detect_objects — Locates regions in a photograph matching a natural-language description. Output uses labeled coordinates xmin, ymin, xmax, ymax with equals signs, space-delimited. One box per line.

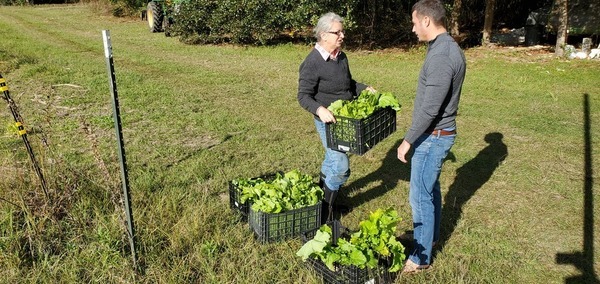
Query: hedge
xmin=169 ymin=0 xmax=415 ymax=48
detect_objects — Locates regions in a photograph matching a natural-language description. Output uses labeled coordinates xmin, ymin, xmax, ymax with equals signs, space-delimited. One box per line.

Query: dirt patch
xmin=465 ymin=44 xmax=557 ymax=63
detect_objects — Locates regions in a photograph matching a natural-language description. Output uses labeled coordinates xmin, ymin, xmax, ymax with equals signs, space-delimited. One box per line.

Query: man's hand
xmin=397 ymin=140 xmax=411 ymax=163
xmin=316 ymin=106 xmax=336 ymax=123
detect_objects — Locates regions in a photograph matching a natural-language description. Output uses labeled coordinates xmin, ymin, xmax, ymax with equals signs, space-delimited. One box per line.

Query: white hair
xmin=313 ymin=12 xmax=343 ymax=41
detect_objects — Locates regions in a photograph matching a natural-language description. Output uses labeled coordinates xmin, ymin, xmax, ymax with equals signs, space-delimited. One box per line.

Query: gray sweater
xmin=404 ymin=33 xmax=466 ymax=144
xmin=297 ymin=48 xmax=367 ymax=117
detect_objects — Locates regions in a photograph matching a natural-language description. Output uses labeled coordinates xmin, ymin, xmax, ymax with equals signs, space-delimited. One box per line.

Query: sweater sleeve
xmin=354 ymin=81 xmax=368 ymax=98
xmin=403 ymin=54 xmax=454 ymax=144
xmin=297 ymin=58 xmax=322 ymax=115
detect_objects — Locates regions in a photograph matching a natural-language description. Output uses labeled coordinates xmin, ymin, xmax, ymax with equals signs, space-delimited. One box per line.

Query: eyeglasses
xmin=327 ymin=30 xmax=344 ymax=36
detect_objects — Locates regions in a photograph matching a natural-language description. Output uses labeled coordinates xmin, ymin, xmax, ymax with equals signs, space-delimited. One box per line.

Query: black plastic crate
xmin=249 ymin=202 xmax=322 ymax=243
xmin=301 ymin=220 xmax=394 ymax=284
xmin=228 ymin=181 xmax=250 ymax=218
xmin=326 ymin=107 xmax=396 ymax=155
xmin=228 ymin=173 xmax=280 ymax=219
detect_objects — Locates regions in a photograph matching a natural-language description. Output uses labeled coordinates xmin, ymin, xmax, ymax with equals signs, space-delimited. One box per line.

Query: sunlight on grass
xmin=0 ymin=4 xmax=599 ymax=284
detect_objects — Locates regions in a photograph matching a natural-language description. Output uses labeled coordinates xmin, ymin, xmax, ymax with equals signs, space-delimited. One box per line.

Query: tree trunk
xmin=449 ymin=0 xmax=463 ymax=36
xmin=555 ymin=0 xmax=568 ymax=56
xmin=482 ymin=0 xmax=496 ymax=45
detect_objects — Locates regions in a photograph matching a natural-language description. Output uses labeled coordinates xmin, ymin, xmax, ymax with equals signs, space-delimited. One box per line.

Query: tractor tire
xmin=147 ymin=1 xmax=163 ymax=33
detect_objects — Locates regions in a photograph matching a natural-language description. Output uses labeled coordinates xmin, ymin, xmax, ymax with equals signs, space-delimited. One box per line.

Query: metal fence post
xmin=102 ymin=30 xmax=138 ymax=270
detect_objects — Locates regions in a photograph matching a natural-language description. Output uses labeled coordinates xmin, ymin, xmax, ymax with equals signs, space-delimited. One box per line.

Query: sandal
xmin=401 ymin=259 xmax=431 ymax=274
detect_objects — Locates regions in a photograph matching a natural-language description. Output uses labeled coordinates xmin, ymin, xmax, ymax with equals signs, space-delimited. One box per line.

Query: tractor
xmin=145 ymin=0 xmax=183 ymax=36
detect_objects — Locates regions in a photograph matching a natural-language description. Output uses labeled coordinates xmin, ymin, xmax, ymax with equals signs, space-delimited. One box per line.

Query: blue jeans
xmin=314 ymin=118 xmax=350 ymax=191
xmin=408 ymin=130 xmax=455 ymax=265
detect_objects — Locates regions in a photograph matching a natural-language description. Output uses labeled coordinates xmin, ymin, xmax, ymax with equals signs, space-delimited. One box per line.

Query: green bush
xmin=170 ymin=1 xmax=335 ymax=45
xmin=171 ymin=0 xmax=333 ymax=45
xmin=0 ymin=0 xmax=30 ymax=5
xmin=169 ymin=0 xmax=414 ymax=48
xmin=98 ymin=0 xmax=144 ymax=17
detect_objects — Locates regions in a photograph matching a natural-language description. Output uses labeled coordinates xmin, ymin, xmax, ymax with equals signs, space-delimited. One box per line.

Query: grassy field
xmin=1 ymin=4 xmax=599 ymax=283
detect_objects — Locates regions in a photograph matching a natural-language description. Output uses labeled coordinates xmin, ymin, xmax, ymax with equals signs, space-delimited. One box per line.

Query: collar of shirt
xmin=315 ymin=43 xmax=340 ymax=61
xmin=428 ymin=32 xmax=449 ymax=49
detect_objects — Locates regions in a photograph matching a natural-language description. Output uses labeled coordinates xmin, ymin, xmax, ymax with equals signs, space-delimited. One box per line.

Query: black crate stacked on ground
xmin=326 ymin=107 xmax=396 ymax=155
xmin=301 ymin=220 xmax=395 ymax=284
xmin=228 ymin=172 xmax=280 ymax=220
xmin=228 ymin=181 xmax=249 ymax=219
xmin=249 ymin=201 xmax=322 ymax=243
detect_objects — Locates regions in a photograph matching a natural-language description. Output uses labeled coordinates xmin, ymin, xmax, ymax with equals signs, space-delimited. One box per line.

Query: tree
xmin=482 ymin=0 xmax=496 ymax=45
xmin=449 ymin=0 xmax=463 ymax=36
xmin=554 ymin=0 xmax=568 ymax=56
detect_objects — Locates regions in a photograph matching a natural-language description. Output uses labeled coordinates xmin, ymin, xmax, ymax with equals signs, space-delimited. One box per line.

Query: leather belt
xmin=428 ymin=129 xmax=456 ymax=136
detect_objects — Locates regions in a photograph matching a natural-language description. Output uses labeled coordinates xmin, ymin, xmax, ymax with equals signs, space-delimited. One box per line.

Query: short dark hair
xmin=412 ymin=0 xmax=446 ymax=27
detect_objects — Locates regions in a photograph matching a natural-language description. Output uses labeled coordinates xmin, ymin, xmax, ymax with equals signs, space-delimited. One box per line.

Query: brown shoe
xmin=401 ymin=259 xmax=431 ymax=274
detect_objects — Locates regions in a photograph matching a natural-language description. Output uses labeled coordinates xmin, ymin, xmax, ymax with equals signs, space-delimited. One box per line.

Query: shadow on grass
xmin=342 ymin=132 xmax=508 ymax=258
xmin=437 ymin=132 xmax=508 ymax=251
xmin=342 ymin=140 xmax=410 ymax=209
xmin=555 ymin=93 xmax=599 ymax=284
xmin=342 ymin=139 xmax=456 ymax=208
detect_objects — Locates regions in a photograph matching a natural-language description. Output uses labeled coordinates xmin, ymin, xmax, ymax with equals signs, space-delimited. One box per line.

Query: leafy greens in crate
xmin=232 ymin=170 xmax=323 ymax=214
xmin=328 ymin=90 xmax=400 ymax=119
xmin=297 ymin=207 xmax=406 ymax=272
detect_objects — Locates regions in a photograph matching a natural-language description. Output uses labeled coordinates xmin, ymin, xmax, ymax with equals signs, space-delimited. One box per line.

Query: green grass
xmin=1 ymin=3 xmax=599 ymax=283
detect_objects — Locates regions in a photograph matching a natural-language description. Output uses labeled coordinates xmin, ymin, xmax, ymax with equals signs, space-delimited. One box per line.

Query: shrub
xmin=170 ymin=0 xmax=414 ymax=48
xmin=171 ymin=0 xmax=348 ymax=45
xmin=0 ymin=0 xmax=30 ymax=5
